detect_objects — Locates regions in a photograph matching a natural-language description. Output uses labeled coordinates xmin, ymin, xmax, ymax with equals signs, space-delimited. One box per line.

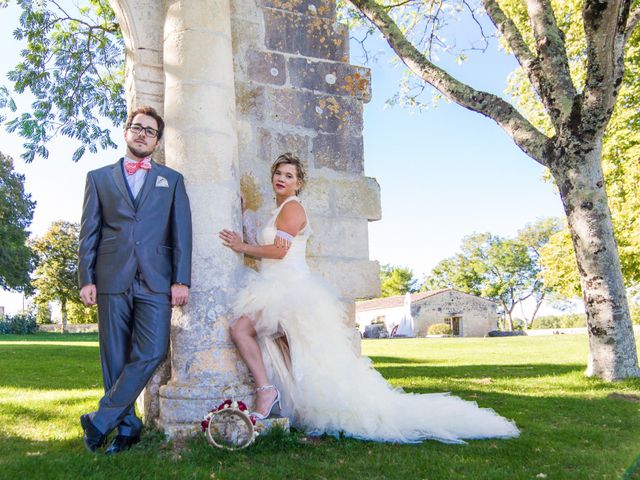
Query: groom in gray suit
xmin=78 ymin=106 xmax=192 ymax=454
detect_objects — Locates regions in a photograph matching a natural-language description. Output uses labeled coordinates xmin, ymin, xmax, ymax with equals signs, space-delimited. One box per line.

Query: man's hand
xmin=171 ymin=284 xmax=189 ymax=307
xmin=80 ymin=284 xmax=97 ymax=306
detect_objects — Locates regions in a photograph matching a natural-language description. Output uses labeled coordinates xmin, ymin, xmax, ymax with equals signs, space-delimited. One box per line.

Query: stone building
xmin=356 ymin=289 xmax=498 ymax=337
xmin=106 ymin=0 xmax=381 ymax=435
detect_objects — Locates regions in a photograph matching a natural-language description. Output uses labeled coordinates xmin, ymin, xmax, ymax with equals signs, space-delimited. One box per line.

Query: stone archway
xmin=108 ymin=0 xmax=249 ymax=436
xmin=107 ymin=0 xmax=381 ymax=437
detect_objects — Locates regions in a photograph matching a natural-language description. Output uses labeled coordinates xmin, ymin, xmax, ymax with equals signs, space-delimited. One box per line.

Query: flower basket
xmin=201 ymin=399 xmax=258 ymax=450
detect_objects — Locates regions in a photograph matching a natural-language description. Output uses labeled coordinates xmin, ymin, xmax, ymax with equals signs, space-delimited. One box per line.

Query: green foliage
xmin=427 ymin=323 xmax=451 ymax=335
xmin=31 ymin=221 xmax=81 ymax=324
xmin=502 ymin=0 xmax=640 ymax=293
xmin=379 ymin=264 xmax=418 ymax=297
xmin=0 ymin=312 xmax=36 ymax=334
xmin=0 ymin=151 xmax=35 ymax=292
xmin=1 ymin=0 xmax=125 ymax=162
xmin=425 ymin=234 xmax=531 ymax=311
xmin=66 ymin=301 xmax=97 ymax=324
xmin=530 ymin=314 xmax=587 ymax=330
xmin=31 ymin=299 xmax=51 ymax=324
xmin=424 ymin=218 xmax=562 ymax=329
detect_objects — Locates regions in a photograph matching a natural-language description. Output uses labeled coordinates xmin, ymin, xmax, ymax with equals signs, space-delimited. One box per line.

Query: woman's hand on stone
xmin=219 ymin=229 xmax=245 ymax=253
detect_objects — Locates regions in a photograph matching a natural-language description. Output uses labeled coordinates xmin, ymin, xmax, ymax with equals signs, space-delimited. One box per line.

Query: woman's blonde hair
xmin=270 ymin=153 xmax=306 ymax=194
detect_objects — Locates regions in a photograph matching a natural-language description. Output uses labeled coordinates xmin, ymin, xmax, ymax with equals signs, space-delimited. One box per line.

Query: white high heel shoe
xmin=252 ymin=384 xmax=281 ymax=420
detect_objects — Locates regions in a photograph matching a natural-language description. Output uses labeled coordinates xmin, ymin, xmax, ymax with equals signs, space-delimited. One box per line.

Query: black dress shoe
xmin=80 ymin=414 xmax=106 ymax=453
xmin=105 ymin=434 xmax=141 ymax=455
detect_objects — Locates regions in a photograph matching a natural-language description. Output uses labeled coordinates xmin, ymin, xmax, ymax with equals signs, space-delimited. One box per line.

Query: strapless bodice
xmin=258 ymin=196 xmax=311 ymax=277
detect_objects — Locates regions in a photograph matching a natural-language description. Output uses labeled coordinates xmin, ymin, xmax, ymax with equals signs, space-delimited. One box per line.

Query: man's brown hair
xmin=126 ymin=106 xmax=165 ymax=140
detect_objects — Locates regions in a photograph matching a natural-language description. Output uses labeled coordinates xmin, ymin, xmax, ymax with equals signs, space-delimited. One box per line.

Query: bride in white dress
xmin=219 ymin=153 xmax=519 ymax=444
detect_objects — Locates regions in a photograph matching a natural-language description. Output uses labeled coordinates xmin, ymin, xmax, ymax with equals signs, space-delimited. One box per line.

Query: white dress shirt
xmin=124 ymin=157 xmax=149 ymax=199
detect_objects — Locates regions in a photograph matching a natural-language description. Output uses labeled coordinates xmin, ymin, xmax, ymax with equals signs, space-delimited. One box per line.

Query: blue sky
xmin=0 ymin=3 xmax=565 ymax=313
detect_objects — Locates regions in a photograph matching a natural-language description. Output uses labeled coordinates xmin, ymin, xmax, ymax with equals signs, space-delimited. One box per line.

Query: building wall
xmin=231 ymin=0 xmax=381 ymax=301
xmin=413 ymin=291 xmax=497 ymax=337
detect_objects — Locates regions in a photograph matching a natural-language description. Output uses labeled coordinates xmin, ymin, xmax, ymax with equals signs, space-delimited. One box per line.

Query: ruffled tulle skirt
xmin=232 ymin=267 xmax=519 ymax=444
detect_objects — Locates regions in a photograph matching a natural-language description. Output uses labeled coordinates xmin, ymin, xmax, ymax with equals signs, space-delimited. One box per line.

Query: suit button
xmin=135 ymin=241 xmax=140 ymax=246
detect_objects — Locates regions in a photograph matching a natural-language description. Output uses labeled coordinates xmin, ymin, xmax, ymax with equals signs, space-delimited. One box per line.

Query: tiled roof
xmin=355 ymin=289 xmax=451 ymax=312
xmin=355 ymin=288 xmax=495 ymax=312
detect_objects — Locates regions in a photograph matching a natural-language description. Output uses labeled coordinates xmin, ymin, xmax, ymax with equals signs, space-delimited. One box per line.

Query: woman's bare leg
xmin=229 ymin=316 xmax=278 ymax=415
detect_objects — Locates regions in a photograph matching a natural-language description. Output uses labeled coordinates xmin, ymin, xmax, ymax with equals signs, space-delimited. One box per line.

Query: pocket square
xmin=155 ymin=176 xmax=169 ymax=187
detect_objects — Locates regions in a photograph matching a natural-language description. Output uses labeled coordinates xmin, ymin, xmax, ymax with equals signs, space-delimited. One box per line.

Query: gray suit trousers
xmin=91 ymin=276 xmax=171 ymax=436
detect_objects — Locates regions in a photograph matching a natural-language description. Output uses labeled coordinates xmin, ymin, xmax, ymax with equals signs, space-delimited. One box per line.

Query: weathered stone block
xmin=333 ymin=176 xmax=381 ymax=220
xmin=312 ymin=132 xmax=363 ymax=173
xmin=231 ymin=0 xmax=263 ymax=22
xmin=257 ymin=128 xmax=272 ymax=163
xmin=263 ymin=10 xmax=348 ymax=62
xmin=308 ymin=258 xmax=381 ymax=299
xmin=273 ymin=132 xmax=311 ymax=159
xmin=160 ymin=383 xmax=254 ymax=428
xmin=235 ymin=83 xmax=267 ymax=122
xmin=307 ymin=216 xmax=369 ymax=259
xmin=135 ymin=77 xmax=165 ymax=97
xmin=246 ymin=49 xmax=286 ymax=86
xmin=165 ymin=0 xmax=232 ymax=32
xmin=164 ymin=30 xmax=234 ymax=85
xmin=255 ymin=416 xmax=290 ymax=434
xmin=300 ymin=176 xmax=333 ymax=216
xmin=259 ymin=0 xmax=335 ymax=19
xmin=288 ymin=58 xmax=371 ymax=101
xmin=166 ymin=130 xmax=237 ymax=184
xmin=269 ymin=89 xmax=363 ymax=134
xmin=231 ymin=19 xmax=262 ymax=56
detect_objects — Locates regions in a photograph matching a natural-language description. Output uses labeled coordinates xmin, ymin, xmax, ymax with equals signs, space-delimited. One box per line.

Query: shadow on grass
xmin=374 ymin=362 xmax=585 ymax=382
xmin=1 ymin=391 xmax=639 ymax=480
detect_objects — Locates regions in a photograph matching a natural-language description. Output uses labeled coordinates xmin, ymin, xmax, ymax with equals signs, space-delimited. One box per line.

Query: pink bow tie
xmin=125 ymin=157 xmax=151 ymax=175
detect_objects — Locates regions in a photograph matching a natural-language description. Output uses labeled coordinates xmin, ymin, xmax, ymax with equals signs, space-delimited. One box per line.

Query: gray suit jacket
xmin=78 ymin=159 xmax=192 ymax=294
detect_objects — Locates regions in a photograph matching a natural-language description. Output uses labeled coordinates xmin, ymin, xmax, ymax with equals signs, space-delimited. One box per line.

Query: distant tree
xmin=0 ymin=0 xmax=125 ymax=162
xmin=31 ymin=221 xmax=80 ymax=331
xmin=380 ymin=264 xmax=418 ymax=297
xmin=425 ymin=233 xmax=539 ymax=331
xmin=66 ymin=301 xmax=97 ymax=324
xmin=0 ymin=151 xmax=35 ymax=291
xmin=515 ymin=218 xmax=563 ymax=327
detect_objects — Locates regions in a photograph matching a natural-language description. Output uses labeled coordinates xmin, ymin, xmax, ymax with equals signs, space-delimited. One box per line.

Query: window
xmin=444 ymin=316 xmax=462 ymax=336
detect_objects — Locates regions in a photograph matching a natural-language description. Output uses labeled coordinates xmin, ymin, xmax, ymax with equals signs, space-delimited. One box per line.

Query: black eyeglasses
xmin=127 ymin=124 xmax=159 ymax=138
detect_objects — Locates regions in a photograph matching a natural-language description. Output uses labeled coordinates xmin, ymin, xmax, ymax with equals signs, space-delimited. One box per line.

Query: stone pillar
xmin=108 ymin=1 xmax=165 ymax=161
xmin=158 ymin=0 xmax=250 ymax=437
xmin=108 ymin=0 xmax=168 ymax=426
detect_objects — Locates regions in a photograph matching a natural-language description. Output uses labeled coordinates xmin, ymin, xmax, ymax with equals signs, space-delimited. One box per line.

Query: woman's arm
xmin=219 ymin=201 xmax=307 ymax=259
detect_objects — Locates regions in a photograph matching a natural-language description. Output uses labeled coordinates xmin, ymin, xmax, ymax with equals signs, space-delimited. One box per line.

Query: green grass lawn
xmin=1 ymin=333 xmax=639 ymax=479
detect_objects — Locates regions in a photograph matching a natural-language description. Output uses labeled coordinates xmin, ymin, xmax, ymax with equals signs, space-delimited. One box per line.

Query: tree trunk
xmin=526 ymin=293 xmax=545 ymax=329
xmin=550 ymin=138 xmax=640 ymax=380
xmin=61 ymin=300 xmax=68 ymax=334
xmin=503 ymin=301 xmax=514 ymax=331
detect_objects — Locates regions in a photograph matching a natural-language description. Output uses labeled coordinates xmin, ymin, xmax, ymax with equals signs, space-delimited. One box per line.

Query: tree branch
xmin=482 ymin=0 xmax=538 ymax=84
xmin=348 ymin=0 xmax=551 ymax=166
xmin=582 ymin=0 xmax=631 ymax=134
xmin=524 ymin=0 xmax=577 ymax=124
xmin=624 ymin=5 xmax=640 ymax=43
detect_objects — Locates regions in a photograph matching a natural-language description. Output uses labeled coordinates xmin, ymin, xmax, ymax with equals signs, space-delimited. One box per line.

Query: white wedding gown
xmin=233 ymin=196 xmax=519 ymax=444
